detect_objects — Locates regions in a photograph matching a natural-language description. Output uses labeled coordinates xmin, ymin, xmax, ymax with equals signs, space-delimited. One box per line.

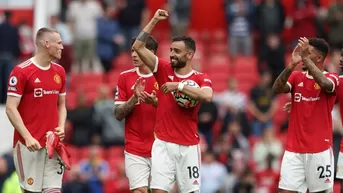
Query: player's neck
xmin=138 ymin=65 xmax=151 ymax=74
xmin=174 ymin=65 xmax=193 ymax=75
xmin=33 ymin=52 xmax=52 ymax=67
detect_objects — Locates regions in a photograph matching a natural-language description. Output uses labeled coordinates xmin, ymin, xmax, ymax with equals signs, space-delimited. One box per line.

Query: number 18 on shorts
xmin=279 ymin=149 xmax=334 ymax=193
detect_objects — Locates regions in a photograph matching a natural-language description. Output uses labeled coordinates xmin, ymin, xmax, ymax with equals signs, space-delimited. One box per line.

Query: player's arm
xmin=181 ymin=86 xmax=213 ymax=103
xmin=6 ymin=96 xmax=32 ymax=140
xmin=57 ymin=95 xmax=67 ymax=131
xmin=114 ymin=95 xmax=138 ymax=121
xmin=272 ymin=65 xmax=296 ymax=94
xmin=302 ymin=57 xmax=335 ymax=92
xmin=132 ymin=9 xmax=168 ymax=72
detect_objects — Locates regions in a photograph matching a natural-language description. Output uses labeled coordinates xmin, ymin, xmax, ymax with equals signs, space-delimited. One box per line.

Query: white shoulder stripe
xmin=18 ymin=60 xmax=32 ymax=68
xmin=120 ymin=68 xmax=136 ymax=75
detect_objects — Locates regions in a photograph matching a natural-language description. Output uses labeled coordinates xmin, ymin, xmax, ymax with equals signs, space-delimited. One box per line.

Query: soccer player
xmin=335 ymin=48 xmax=343 ymax=193
xmin=114 ymin=36 xmax=158 ymax=193
xmin=132 ymin=9 xmax=213 ymax=193
xmin=5 ymin=27 xmax=67 ymax=193
xmin=272 ymin=37 xmax=338 ymax=193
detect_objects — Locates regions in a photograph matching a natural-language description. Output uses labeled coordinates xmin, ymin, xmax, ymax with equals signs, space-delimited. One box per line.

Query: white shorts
xmin=336 ymin=152 xmax=343 ymax=179
xmin=150 ymin=138 xmax=201 ymax=193
xmin=13 ymin=141 xmax=64 ymax=192
xmin=124 ymin=151 xmax=151 ymax=190
xmin=279 ymin=148 xmax=334 ymax=193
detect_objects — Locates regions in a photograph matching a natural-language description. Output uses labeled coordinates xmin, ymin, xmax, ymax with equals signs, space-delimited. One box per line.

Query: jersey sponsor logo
xmin=9 ymin=76 xmax=18 ymax=86
xmin=154 ymin=82 xmax=159 ymax=90
xmin=8 ymin=87 xmax=17 ymax=91
xmin=34 ymin=88 xmax=59 ymax=97
xmin=34 ymin=78 xmax=41 ymax=83
xmin=314 ymin=83 xmax=320 ymax=89
xmin=297 ymin=82 xmax=303 ymax=87
xmin=54 ymin=74 xmax=61 ymax=84
xmin=294 ymin=93 xmax=320 ymax=102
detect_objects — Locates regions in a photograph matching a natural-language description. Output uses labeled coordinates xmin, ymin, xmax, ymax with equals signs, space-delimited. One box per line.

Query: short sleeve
xmin=153 ymin=56 xmax=169 ymax=85
xmin=59 ymin=68 xmax=67 ymax=96
xmin=7 ymin=67 xmax=26 ymax=98
xmin=326 ymin=73 xmax=339 ymax=93
xmin=287 ymin=71 xmax=298 ymax=91
xmin=114 ymin=75 xmax=128 ymax=105
xmin=199 ymin=73 xmax=212 ymax=90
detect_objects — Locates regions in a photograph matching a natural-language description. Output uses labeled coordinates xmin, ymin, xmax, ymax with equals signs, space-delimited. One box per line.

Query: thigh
xmin=13 ymin=142 xmax=45 ymax=192
xmin=150 ymin=139 xmax=176 ymax=192
xmin=279 ymin=151 xmax=307 ymax=193
xmin=85 ymin=39 xmax=96 ymax=58
xmin=42 ymin=151 xmax=64 ymax=189
xmin=229 ymin=36 xmax=238 ymax=56
xmin=336 ymin=152 xmax=343 ymax=179
xmin=176 ymin=144 xmax=201 ymax=193
xmin=307 ymin=148 xmax=334 ymax=193
xmin=124 ymin=151 xmax=151 ymax=190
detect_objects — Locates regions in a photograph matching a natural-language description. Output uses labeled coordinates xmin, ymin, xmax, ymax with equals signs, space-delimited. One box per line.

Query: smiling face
xmin=169 ymin=36 xmax=196 ymax=69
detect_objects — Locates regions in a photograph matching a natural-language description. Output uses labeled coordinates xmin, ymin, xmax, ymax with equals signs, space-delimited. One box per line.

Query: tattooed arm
xmin=272 ymin=65 xmax=296 ymax=94
xmin=132 ymin=9 xmax=168 ymax=72
xmin=302 ymin=57 xmax=334 ymax=92
xmin=114 ymin=95 xmax=138 ymax=121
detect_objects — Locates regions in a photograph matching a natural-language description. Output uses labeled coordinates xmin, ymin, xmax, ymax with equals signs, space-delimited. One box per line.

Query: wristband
xmin=178 ymin=82 xmax=185 ymax=91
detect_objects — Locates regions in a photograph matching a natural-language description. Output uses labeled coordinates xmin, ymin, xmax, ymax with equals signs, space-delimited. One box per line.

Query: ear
xmin=44 ymin=40 xmax=49 ymax=48
xmin=187 ymin=51 xmax=194 ymax=60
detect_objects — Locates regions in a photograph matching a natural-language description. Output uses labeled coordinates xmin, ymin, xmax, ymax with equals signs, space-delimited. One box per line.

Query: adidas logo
xmin=168 ymin=76 xmax=174 ymax=81
xmin=298 ymin=82 xmax=303 ymax=87
xmin=34 ymin=78 xmax=41 ymax=83
xmin=325 ymin=178 xmax=331 ymax=183
xmin=193 ymin=180 xmax=199 ymax=185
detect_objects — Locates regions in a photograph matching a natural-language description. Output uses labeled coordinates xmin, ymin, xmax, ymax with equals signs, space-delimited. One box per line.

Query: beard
xmin=170 ymin=57 xmax=187 ymax=68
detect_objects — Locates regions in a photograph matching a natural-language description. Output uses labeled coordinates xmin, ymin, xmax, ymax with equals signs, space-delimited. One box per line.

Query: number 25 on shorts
xmin=187 ymin=166 xmax=199 ymax=179
xmin=317 ymin=165 xmax=331 ymax=179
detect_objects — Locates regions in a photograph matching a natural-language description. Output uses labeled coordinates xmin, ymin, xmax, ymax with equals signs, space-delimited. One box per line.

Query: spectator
xmin=18 ymin=21 xmax=34 ymax=62
xmin=201 ymin=150 xmax=227 ymax=193
xmin=255 ymin=154 xmax=279 ymax=193
xmin=51 ymin=15 xmax=74 ymax=76
xmin=253 ymin=126 xmax=283 ymax=171
xmin=232 ymin=167 xmax=255 ymax=193
xmin=258 ymin=33 xmax=285 ymax=83
xmin=167 ymin=0 xmax=192 ymax=37
xmin=117 ymin=0 xmax=150 ymax=51
xmin=256 ymin=0 xmax=285 ymax=57
xmin=67 ymin=90 xmax=95 ymax=146
xmin=0 ymin=153 xmax=15 ymax=191
xmin=62 ymin=166 xmax=91 ymax=193
xmin=198 ymin=102 xmax=218 ymax=148
xmin=93 ymin=85 xmax=124 ymax=147
xmin=225 ymin=0 xmax=254 ymax=56
xmin=1 ymin=172 xmax=21 ymax=193
xmin=0 ymin=11 xmax=20 ymax=104
xmin=96 ymin=4 xmax=124 ymax=74
xmin=79 ymin=145 xmax=110 ymax=193
xmin=289 ymin=0 xmax=318 ymax=45
xmin=248 ymin=71 xmax=278 ymax=136
xmin=327 ymin=0 xmax=343 ymax=52
xmin=67 ymin=0 xmax=103 ymax=72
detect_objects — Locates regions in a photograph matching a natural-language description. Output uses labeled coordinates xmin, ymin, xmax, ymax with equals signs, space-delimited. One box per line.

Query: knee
xmin=132 ymin=187 xmax=148 ymax=193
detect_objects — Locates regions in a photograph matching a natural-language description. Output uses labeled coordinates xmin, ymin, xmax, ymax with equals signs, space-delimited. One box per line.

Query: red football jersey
xmin=286 ymin=71 xmax=338 ymax=153
xmin=153 ymin=57 xmax=212 ymax=145
xmin=337 ymin=76 xmax=343 ymax=152
xmin=7 ymin=59 xmax=66 ymax=147
xmin=114 ymin=68 xmax=158 ymax=157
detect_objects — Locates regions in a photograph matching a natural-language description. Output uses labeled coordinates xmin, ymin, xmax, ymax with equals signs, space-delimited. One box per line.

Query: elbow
xmin=114 ymin=109 xmax=124 ymax=121
xmin=272 ymin=85 xmax=282 ymax=95
xmin=5 ymin=105 xmax=14 ymax=118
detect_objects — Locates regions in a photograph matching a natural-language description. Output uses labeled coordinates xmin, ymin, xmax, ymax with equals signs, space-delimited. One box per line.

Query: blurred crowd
xmin=2 ymin=0 xmax=343 ymax=193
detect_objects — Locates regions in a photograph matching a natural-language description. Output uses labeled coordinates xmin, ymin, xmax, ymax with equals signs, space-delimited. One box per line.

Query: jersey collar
xmin=305 ymin=71 xmax=327 ymax=79
xmin=174 ymin=70 xmax=195 ymax=79
xmin=31 ymin=58 xmax=51 ymax=70
xmin=136 ymin=68 xmax=153 ymax=78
